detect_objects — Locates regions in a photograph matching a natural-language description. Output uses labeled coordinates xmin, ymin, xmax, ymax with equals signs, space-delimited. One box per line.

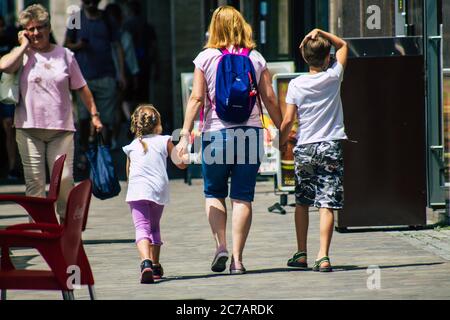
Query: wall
xmin=170 ymin=0 xmax=205 ymax=130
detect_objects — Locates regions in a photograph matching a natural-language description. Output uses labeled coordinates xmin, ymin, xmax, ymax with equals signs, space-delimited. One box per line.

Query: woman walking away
xmin=178 ymin=6 xmax=282 ymax=275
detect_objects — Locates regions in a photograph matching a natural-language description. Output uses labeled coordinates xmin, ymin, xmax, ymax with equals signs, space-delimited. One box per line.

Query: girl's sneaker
xmin=140 ymin=260 xmax=154 ymax=284
xmin=152 ymin=264 xmax=164 ymax=280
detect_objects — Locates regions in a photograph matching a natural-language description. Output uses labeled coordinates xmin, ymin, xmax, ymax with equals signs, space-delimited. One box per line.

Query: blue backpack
xmin=213 ymin=48 xmax=261 ymax=124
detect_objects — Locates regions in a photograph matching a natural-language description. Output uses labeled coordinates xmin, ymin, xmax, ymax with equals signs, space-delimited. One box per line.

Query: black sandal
xmin=312 ymin=256 xmax=333 ymax=273
xmin=287 ymin=252 xmax=308 ymax=269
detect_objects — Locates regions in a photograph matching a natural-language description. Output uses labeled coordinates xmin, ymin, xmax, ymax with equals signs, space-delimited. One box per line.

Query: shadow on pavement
xmin=0 ymin=215 xmax=29 ymax=221
xmin=154 ymin=262 xmax=446 ymax=283
xmin=83 ymin=239 xmax=135 ymax=245
xmin=9 ymin=255 xmax=40 ymax=269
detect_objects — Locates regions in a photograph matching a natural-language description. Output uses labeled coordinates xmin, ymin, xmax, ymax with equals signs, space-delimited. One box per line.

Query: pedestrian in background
xmin=105 ymin=3 xmax=140 ymax=150
xmin=123 ymin=0 xmax=158 ymax=106
xmin=123 ymin=105 xmax=187 ymax=284
xmin=178 ymin=6 xmax=282 ymax=275
xmin=280 ymin=29 xmax=349 ymax=273
xmin=0 ymin=15 xmax=20 ymax=180
xmin=0 ymin=4 xmax=103 ymax=222
xmin=64 ymin=0 xmax=126 ymax=170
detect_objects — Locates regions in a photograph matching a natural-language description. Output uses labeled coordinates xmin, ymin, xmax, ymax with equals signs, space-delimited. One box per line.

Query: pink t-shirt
xmin=15 ymin=45 xmax=87 ymax=132
xmin=193 ymin=47 xmax=267 ymax=132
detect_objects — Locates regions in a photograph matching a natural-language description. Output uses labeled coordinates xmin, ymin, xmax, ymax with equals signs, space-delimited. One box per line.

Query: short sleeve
xmin=123 ymin=144 xmax=132 ymax=157
xmin=193 ymin=50 xmax=209 ymax=72
xmin=161 ymin=135 xmax=172 ymax=158
xmin=66 ymin=49 xmax=87 ymax=90
xmin=250 ymin=50 xmax=268 ymax=73
xmin=285 ymin=81 xmax=298 ymax=105
xmin=327 ymin=62 xmax=344 ymax=81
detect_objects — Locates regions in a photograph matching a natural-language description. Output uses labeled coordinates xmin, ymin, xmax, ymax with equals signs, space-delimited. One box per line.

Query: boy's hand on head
xmin=300 ymin=29 xmax=322 ymax=49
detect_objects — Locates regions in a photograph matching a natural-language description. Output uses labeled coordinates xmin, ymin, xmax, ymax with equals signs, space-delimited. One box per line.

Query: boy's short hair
xmin=302 ymin=35 xmax=332 ymax=68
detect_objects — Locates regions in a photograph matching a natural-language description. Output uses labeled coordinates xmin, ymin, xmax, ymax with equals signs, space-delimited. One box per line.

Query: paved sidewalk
xmin=0 ymin=180 xmax=449 ymax=300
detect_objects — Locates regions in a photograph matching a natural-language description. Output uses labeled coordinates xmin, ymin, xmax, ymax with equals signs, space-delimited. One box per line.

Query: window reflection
xmin=278 ymin=0 xmax=289 ymax=55
xmin=329 ymin=0 xmax=423 ymax=38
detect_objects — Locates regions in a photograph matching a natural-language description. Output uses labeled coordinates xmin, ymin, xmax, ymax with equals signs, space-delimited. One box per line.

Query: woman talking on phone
xmin=0 ymin=4 xmax=103 ymax=222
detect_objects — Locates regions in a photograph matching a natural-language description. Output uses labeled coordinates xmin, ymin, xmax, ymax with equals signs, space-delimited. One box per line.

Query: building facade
xmin=1 ymin=0 xmax=448 ymax=221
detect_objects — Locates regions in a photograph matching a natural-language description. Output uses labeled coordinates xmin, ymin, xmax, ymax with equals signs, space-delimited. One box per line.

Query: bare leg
xmin=231 ymin=199 xmax=252 ymax=267
xmin=295 ymin=205 xmax=309 ymax=263
xmin=206 ymin=198 xmax=228 ymax=252
xmin=150 ymin=245 xmax=161 ymax=265
xmin=137 ymin=239 xmax=152 ymax=262
xmin=317 ymin=208 xmax=335 ymax=268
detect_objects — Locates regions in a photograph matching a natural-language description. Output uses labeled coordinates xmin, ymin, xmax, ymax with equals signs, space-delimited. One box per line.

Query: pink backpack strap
xmin=200 ymin=92 xmax=214 ymax=131
xmin=221 ymin=48 xmax=231 ymax=55
xmin=240 ymin=48 xmax=250 ymax=56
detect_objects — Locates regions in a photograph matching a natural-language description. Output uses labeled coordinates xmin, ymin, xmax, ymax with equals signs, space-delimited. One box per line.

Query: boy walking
xmin=280 ymin=29 xmax=348 ymax=272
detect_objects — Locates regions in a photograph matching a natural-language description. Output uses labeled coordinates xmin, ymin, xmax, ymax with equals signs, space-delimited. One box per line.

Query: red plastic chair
xmin=0 ymin=180 xmax=94 ymax=300
xmin=0 ymin=154 xmax=67 ymax=224
xmin=0 ymin=154 xmax=96 ymax=298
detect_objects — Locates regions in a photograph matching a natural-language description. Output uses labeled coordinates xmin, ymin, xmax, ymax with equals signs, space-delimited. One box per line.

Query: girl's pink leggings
xmin=129 ymin=200 xmax=164 ymax=246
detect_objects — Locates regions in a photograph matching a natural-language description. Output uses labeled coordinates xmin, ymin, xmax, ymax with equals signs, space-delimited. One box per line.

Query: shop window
xmin=329 ymin=0 xmax=423 ymax=38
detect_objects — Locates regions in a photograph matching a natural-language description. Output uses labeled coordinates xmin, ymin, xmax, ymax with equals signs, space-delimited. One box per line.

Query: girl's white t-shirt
xmin=193 ymin=47 xmax=267 ymax=132
xmin=123 ymin=135 xmax=172 ymax=205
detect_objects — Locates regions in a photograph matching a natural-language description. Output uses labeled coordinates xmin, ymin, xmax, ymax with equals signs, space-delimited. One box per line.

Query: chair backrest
xmin=60 ymin=180 xmax=92 ymax=266
xmin=48 ymin=154 xmax=67 ymax=200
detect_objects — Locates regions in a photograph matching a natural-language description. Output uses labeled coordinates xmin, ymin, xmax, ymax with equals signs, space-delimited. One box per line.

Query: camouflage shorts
xmin=294 ymin=140 xmax=344 ymax=209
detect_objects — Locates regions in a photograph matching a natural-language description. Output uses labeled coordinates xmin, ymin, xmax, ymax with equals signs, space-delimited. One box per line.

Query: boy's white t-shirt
xmin=286 ymin=62 xmax=348 ymax=146
xmin=122 ymin=135 xmax=172 ymax=205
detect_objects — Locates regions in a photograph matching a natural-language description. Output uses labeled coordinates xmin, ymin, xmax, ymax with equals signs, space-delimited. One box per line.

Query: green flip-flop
xmin=287 ymin=252 xmax=308 ymax=269
xmin=312 ymin=256 xmax=333 ymax=273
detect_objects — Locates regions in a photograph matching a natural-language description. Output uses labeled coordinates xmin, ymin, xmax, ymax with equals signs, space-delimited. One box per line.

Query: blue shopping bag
xmin=86 ymin=134 xmax=121 ymax=200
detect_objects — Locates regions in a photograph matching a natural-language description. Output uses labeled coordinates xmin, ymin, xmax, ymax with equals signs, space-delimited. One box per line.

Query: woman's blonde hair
xmin=130 ymin=105 xmax=162 ymax=154
xmin=205 ymin=6 xmax=256 ymax=50
xmin=19 ymin=4 xmax=50 ymax=28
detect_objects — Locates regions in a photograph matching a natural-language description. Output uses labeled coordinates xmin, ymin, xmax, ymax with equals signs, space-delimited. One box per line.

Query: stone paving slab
xmin=1 ymin=180 xmax=449 ymax=300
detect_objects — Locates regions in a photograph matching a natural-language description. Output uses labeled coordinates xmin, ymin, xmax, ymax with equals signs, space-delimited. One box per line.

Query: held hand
xmin=176 ymin=135 xmax=190 ymax=158
xmin=181 ymin=153 xmax=191 ymax=165
xmin=18 ymin=31 xmax=30 ymax=48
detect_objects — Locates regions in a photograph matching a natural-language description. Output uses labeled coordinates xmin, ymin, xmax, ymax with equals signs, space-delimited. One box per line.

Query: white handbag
xmin=0 ymin=68 xmax=21 ymax=105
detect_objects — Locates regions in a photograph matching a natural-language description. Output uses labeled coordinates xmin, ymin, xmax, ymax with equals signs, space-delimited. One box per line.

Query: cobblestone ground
xmin=0 ymin=180 xmax=449 ymax=300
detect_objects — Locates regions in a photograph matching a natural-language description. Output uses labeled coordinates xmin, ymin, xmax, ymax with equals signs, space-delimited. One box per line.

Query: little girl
xmin=123 ymin=105 xmax=188 ymax=284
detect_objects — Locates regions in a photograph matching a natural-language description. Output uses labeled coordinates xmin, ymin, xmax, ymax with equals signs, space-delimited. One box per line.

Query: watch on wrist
xmin=91 ymin=112 xmax=100 ymax=118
